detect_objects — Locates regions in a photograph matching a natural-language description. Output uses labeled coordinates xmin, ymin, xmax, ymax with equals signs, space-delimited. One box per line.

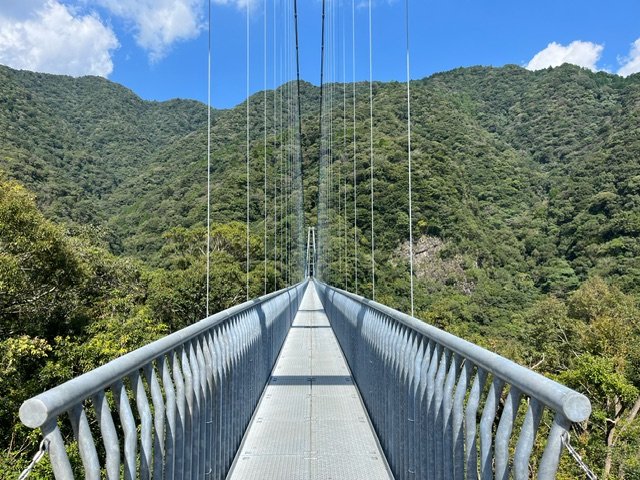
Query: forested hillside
xmin=1 ymin=63 xmax=639 ymax=477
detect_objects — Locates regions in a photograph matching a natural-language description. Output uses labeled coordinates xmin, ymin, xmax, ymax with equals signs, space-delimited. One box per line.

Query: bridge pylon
xmin=305 ymin=226 xmax=317 ymax=277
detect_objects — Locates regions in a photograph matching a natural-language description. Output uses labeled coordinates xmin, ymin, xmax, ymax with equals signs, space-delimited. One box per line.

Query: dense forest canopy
xmin=1 ymin=63 xmax=639 ymax=477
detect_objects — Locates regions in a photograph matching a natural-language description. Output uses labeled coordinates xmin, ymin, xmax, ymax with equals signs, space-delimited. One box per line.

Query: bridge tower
xmin=306 ymin=226 xmax=317 ymax=277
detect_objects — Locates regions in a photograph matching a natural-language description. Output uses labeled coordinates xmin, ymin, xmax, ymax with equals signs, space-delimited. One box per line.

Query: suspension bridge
xmin=18 ymin=0 xmax=592 ymax=479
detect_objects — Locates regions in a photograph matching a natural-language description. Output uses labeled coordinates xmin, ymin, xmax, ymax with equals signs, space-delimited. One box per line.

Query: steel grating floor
xmin=227 ymin=283 xmax=393 ymax=480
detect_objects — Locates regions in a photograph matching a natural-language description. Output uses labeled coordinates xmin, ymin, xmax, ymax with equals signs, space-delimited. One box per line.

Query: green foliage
xmin=1 ymin=63 xmax=640 ymax=477
xmin=0 ymin=175 xmax=285 ymax=475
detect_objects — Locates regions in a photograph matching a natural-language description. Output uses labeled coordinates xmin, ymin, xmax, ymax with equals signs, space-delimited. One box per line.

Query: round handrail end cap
xmin=563 ymin=393 xmax=592 ymax=422
xmin=19 ymin=399 xmax=49 ymax=429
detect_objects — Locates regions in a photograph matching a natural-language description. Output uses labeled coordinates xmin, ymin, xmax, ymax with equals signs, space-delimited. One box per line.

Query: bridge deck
xmin=228 ymin=283 xmax=392 ymax=479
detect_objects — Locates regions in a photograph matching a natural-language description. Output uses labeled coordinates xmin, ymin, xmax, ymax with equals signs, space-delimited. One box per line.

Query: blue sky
xmin=1 ymin=0 xmax=639 ymax=109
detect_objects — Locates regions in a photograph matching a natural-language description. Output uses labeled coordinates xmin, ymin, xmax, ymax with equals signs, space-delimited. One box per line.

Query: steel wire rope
xmin=331 ymin=1 xmax=338 ymax=285
xmin=288 ymin=1 xmax=292 ymax=285
xmin=284 ymin=7 xmax=288 ymax=284
xmin=263 ymin=0 xmax=268 ymax=294
xmin=368 ymin=0 xmax=375 ymax=299
xmin=336 ymin=4 xmax=343 ymax=287
xmin=273 ymin=0 xmax=278 ymax=287
xmin=206 ymin=0 xmax=212 ymax=316
xmin=342 ymin=5 xmax=348 ymax=289
xmin=293 ymin=0 xmax=305 ymax=279
xmin=288 ymin=15 xmax=292 ymax=286
xmin=328 ymin=0 xmax=333 ymax=282
xmin=279 ymin=20 xmax=285 ymax=284
xmin=351 ymin=0 xmax=358 ymax=294
xmin=318 ymin=0 xmax=326 ymax=279
xmin=245 ymin=0 xmax=251 ymax=301
xmin=404 ymin=0 xmax=415 ymax=317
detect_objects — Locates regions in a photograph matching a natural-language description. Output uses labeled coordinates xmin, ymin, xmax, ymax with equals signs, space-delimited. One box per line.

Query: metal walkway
xmin=228 ymin=283 xmax=392 ymax=479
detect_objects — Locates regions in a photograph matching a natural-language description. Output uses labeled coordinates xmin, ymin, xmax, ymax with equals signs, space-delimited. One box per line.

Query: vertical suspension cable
xmin=351 ymin=0 xmax=358 ymax=294
xmin=278 ymin=14 xmax=283 ymax=282
xmin=293 ymin=0 xmax=304 ymax=279
xmin=337 ymin=5 xmax=343 ymax=286
xmin=263 ymin=0 xmax=268 ymax=294
xmin=206 ymin=0 xmax=211 ymax=316
xmin=368 ymin=0 xmax=375 ymax=299
xmin=273 ymin=0 xmax=278 ymax=286
xmin=245 ymin=0 xmax=251 ymax=301
xmin=405 ymin=0 xmax=415 ymax=317
xmin=331 ymin=1 xmax=337 ymax=283
xmin=286 ymin=1 xmax=292 ymax=285
xmin=280 ymin=0 xmax=289 ymax=286
xmin=328 ymin=0 xmax=333 ymax=280
xmin=318 ymin=0 xmax=326 ymax=280
xmin=342 ymin=8 xmax=348 ymax=290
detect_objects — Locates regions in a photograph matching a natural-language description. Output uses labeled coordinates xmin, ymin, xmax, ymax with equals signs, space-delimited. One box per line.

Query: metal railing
xmin=19 ymin=281 xmax=308 ymax=480
xmin=315 ymin=280 xmax=591 ymax=480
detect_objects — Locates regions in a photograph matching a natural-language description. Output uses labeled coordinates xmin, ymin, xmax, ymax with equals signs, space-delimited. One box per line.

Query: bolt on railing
xmin=315 ymin=280 xmax=591 ymax=480
xmin=19 ymin=281 xmax=309 ymax=480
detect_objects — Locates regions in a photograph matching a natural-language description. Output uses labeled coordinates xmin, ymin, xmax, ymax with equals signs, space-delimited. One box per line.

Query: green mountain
xmin=1 ymin=63 xmax=640 ymax=477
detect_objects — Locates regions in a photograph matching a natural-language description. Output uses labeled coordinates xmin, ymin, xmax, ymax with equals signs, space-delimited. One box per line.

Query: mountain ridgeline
xmin=1 ymin=63 xmax=640 ymax=477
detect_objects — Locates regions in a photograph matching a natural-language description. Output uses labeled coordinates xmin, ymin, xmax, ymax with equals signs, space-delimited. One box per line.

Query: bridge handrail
xmin=19 ymin=280 xmax=309 ymax=479
xmin=316 ymin=280 xmax=592 ymax=480
xmin=20 ymin=282 xmax=305 ymax=429
xmin=319 ymin=282 xmax=590 ymax=423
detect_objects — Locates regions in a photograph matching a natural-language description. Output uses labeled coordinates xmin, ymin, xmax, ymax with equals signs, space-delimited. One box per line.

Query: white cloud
xmin=0 ymin=0 xmax=118 ymax=77
xmin=526 ymin=41 xmax=604 ymax=72
xmin=212 ymin=0 xmax=254 ymax=7
xmin=618 ymin=38 xmax=640 ymax=77
xmin=95 ymin=0 xmax=206 ymax=62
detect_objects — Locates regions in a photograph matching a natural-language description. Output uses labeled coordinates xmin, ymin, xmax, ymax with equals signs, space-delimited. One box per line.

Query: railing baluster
xmin=187 ymin=340 xmax=203 ymax=479
xmin=92 ymin=390 xmax=120 ymax=480
xmin=213 ymin=327 xmax=225 ymax=478
xmin=479 ymin=377 xmax=504 ymax=480
xmin=131 ymin=370 xmax=153 ymax=480
xmin=144 ymin=362 xmax=166 ymax=480
xmin=406 ymin=335 xmax=421 ymax=479
xmin=401 ymin=331 xmax=411 ymax=478
xmin=538 ymin=413 xmax=571 ymax=480
xmin=513 ymin=398 xmax=543 ymax=480
xmin=68 ymin=403 xmax=100 ymax=479
xmin=451 ymin=356 xmax=470 ymax=480
xmin=160 ymin=354 xmax=176 ymax=480
xmin=464 ymin=367 xmax=487 ymax=480
xmin=442 ymin=353 xmax=461 ymax=479
xmin=172 ymin=348 xmax=186 ymax=480
xmin=495 ymin=386 xmax=522 ymax=480
xmin=200 ymin=334 xmax=215 ymax=478
xmin=426 ymin=343 xmax=441 ymax=479
xmin=416 ymin=340 xmax=433 ymax=480
xmin=434 ymin=348 xmax=451 ymax=480
xmin=182 ymin=343 xmax=196 ymax=479
xmin=112 ymin=379 xmax=137 ymax=480
xmin=220 ymin=323 xmax=232 ymax=471
xmin=42 ymin=418 xmax=74 ymax=480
